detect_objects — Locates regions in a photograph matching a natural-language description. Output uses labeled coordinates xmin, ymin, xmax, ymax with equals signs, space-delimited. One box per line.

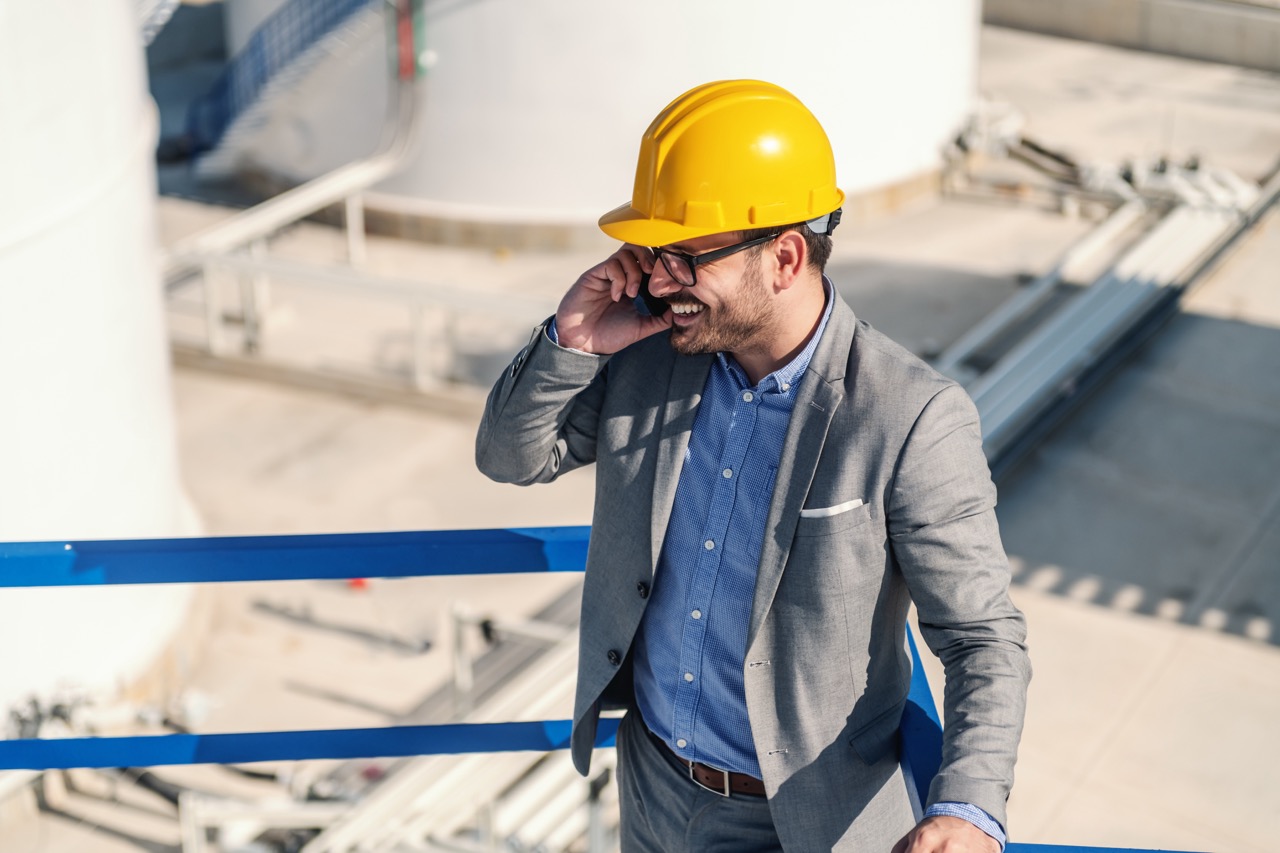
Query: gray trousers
xmin=616 ymin=710 xmax=783 ymax=853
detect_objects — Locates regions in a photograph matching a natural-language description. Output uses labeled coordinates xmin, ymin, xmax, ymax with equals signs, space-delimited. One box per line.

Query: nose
xmin=646 ymin=256 xmax=684 ymax=297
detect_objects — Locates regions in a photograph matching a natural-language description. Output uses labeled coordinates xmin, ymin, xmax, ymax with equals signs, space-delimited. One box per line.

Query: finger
xmin=601 ymin=257 xmax=629 ymax=303
xmin=609 ymin=251 xmax=649 ymax=302
xmin=577 ymin=260 xmax=614 ymax=294
xmin=621 ymin=243 xmax=655 ymax=274
xmin=613 ymin=251 xmax=646 ymax=298
xmin=638 ymin=311 xmax=673 ymax=337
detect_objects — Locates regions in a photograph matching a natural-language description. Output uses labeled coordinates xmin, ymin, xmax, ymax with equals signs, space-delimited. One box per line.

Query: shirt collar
xmin=718 ymin=276 xmax=836 ymax=395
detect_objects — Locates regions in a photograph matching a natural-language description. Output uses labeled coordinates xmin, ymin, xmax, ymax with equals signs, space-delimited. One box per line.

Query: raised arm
xmin=475 ymin=244 xmax=670 ymax=486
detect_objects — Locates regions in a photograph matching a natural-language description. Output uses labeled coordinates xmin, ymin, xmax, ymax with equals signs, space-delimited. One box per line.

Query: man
xmin=476 ymin=80 xmax=1031 ymax=853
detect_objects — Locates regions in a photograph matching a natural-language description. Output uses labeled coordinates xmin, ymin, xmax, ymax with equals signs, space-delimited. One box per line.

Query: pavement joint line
xmin=1183 ymin=476 xmax=1280 ymax=625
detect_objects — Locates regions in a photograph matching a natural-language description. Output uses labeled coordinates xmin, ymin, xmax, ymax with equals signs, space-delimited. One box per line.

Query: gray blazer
xmin=476 ymin=295 xmax=1031 ymax=852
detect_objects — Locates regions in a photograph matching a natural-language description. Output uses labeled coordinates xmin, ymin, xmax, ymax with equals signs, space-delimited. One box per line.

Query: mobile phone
xmin=634 ymin=273 xmax=668 ymax=317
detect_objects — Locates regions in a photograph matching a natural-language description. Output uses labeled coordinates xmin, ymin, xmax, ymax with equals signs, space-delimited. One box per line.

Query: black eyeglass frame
xmin=652 ymin=231 xmax=781 ymax=287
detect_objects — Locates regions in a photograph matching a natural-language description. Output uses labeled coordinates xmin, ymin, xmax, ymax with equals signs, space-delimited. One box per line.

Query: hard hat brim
xmin=597 ymin=202 xmax=724 ymax=248
xmin=598 ymin=192 xmax=847 ymax=248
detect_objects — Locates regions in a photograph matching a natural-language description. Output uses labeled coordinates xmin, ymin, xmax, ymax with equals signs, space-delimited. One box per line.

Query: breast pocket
xmin=794 ymin=500 xmax=874 ymax=537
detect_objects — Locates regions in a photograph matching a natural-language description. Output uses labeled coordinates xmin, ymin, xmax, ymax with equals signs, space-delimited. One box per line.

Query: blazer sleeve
xmin=475 ymin=319 xmax=610 ymax=486
xmin=886 ymin=382 xmax=1032 ymax=829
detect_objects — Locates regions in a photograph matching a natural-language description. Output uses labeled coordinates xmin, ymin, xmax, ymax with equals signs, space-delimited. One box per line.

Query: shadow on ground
xmin=995 ymin=311 xmax=1280 ymax=646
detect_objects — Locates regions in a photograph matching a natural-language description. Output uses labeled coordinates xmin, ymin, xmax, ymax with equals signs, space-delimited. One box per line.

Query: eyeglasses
xmin=652 ymin=232 xmax=780 ymax=287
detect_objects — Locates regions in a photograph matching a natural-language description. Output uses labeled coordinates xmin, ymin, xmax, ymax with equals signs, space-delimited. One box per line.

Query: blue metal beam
xmin=0 ymin=719 xmax=615 ymax=770
xmin=0 ymin=526 xmax=591 ymax=587
xmin=1008 ymin=847 xmax=1198 ymax=853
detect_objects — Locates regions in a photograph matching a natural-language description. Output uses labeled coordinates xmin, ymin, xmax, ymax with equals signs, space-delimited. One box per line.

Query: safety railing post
xmin=411 ymin=303 xmax=434 ymax=391
xmin=237 ymin=242 xmax=268 ymax=354
xmin=345 ymin=193 xmax=367 ymax=268
xmin=179 ymin=789 xmax=208 ymax=853
xmin=476 ymin=800 xmax=496 ymax=851
xmin=443 ymin=311 xmax=460 ymax=383
xmin=586 ymin=766 xmax=611 ymax=853
xmin=203 ymin=262 xmax=226 ymax=356
xmin=452 ymin=603 xmax=473 ymax=716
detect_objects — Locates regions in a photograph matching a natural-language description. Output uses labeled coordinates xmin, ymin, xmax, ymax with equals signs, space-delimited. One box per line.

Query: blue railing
xmin=0 ymin=528 xmax=1192 ymax=853
xmin=186 ymin=0 xmax=377 ymax=153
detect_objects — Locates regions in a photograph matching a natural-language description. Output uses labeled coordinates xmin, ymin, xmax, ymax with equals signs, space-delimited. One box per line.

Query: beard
xmin=668 ymin=258 xmax=778 ymax=357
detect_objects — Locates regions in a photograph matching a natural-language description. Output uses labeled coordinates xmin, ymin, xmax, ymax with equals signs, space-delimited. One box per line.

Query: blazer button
xmin=607 ymin=649 xmax=622 ymax=666
xmin=636 ymin=581 xmax=650 ymax=599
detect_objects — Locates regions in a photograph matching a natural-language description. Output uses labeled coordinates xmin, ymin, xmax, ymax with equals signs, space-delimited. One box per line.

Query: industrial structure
xmin=2 ymin=0 xmax=1278 ymax=850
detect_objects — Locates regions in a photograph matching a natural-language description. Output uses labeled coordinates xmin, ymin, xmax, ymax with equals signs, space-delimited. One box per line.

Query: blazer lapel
xmin=650 ymin=352 xmax=713 ymax=573
xmin=747 ymin=298 xmax=857 ymax=650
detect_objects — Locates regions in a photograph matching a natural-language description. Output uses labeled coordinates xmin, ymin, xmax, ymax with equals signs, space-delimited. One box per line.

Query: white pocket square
xmin=799 ymin=498 xmax=864 ymax=519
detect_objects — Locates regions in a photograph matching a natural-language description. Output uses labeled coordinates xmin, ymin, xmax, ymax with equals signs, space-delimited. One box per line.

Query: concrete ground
xmin=7 ymin=23 xmax=1280 ymax=853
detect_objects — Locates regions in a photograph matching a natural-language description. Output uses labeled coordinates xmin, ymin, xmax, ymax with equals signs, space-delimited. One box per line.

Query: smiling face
xmin=650 ymin=232 xmax=781 ymax=358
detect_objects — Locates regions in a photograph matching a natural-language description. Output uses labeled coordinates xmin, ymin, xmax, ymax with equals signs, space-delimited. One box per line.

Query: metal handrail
xmin=0 ymin=530 xmax=1200 ymax=851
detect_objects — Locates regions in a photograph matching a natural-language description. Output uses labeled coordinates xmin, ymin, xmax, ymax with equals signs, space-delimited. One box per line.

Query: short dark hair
xmin=741 ymin=220 xmax=833 ymax=273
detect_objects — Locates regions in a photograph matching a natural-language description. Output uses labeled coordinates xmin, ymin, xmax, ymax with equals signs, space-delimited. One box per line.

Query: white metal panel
xmin=226 ymin=0 xmax=980 ymax=225
xmin=0 ymin=0 xmax=195 ymax=711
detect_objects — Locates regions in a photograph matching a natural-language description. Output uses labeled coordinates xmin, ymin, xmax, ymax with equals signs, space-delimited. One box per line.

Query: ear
xmin=770 ymin=230 xmax=807 ymax=292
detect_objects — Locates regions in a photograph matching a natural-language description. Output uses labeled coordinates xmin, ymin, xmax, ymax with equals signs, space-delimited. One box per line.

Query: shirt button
xmin=691 ymin=609 xmax=702 ymax=620
xmin=636 ymin=581 xmax=650 ymax=599
xmin=722 ymin=468 xmax=733 ymax=478
xmin=684 ymin=672 xmax=694 ymax=682
xmin=781 ymin=382 xmax=790 ymax=392
xmin=742 ymin=391 xmax=754 ymax=402
xmin=607 ymin=649 xmax=621 ymax=666
xmin=676 ymin=739 xmax=688 ymax=749
xmin=704 ymin=539 xmax=715 ymax=550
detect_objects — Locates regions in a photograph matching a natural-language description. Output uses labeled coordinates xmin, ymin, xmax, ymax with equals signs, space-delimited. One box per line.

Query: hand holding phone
xmin=555 ymin=245 xmax=671 ymax=354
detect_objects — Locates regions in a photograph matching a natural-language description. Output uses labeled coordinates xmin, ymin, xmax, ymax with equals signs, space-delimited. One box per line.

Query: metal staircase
xmin=186 ymin=0 xmax=382 ymax=176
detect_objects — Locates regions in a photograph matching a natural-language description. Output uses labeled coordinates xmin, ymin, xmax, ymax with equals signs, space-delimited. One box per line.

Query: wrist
xmin=923 ymin=803 xmax=1005 ymax=850
xmin=546 ymin=318 xmax=599 ymax=356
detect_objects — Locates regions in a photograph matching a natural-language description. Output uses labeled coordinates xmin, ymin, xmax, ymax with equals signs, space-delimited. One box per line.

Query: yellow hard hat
xmin=599 ymin=80 xmax=844 ymax=247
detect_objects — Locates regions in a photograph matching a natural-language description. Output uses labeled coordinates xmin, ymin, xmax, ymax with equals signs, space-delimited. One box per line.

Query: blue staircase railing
xmin=186 ymin=0 xmax=378 ymax=154
xmin=140 ymin=0 xmax=183 ymax=46
xmin=0 ymin=528 xmax=1196 ymax=853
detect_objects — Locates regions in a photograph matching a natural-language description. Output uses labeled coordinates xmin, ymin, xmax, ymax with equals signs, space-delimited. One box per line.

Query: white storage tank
xmin=0 ymin=0 xmax=195 ymax=712
xmin=222 ymin=0 xmax=980 ymax=233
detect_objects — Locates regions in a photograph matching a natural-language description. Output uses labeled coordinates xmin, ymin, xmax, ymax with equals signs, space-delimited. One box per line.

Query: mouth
xmin=668 ymin=301 xmax=705 ymax=325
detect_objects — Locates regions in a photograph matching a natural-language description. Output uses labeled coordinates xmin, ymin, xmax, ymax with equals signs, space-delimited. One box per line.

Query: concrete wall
xmin=985 ymin=0 xmax=1280 ymax=73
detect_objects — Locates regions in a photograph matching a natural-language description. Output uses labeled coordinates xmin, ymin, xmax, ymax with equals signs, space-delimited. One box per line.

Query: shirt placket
xmin=670 ymin=384 xmax=762 ymax=759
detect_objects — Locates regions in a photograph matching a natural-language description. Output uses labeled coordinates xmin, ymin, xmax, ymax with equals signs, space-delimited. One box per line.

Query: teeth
xmin=670 ymin=303 xmax=704 ymax=315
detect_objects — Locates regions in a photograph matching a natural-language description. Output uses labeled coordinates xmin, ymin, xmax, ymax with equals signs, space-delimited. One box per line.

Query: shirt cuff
xmin=924 ymin=802 xmax=1006 ymax=850
xmin=545 ymin=318 xmax=596 ymax=355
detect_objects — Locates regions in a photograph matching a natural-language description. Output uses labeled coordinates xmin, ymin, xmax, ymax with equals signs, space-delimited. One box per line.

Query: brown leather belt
xmin=646 ymin=726 xmax=767 ymax=797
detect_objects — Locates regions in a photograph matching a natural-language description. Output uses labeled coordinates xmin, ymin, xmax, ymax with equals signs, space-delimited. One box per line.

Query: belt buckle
xmin=690 ymin=763 xmax=731 ymax=798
